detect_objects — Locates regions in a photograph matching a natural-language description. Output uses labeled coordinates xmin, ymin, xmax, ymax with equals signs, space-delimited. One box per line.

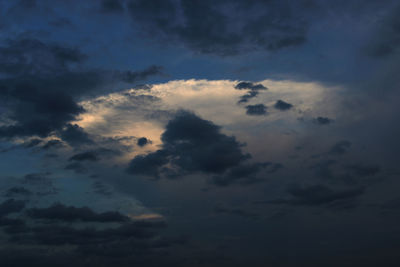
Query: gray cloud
xmin=274 ymin=100 xmax=293 ymax=111
xmin=245 ymin=104 xmax=267 ymax=115
xmin=127 ymin=0 xmax=313 ymax=56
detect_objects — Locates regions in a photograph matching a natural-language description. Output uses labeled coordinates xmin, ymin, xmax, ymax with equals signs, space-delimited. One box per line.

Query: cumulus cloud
xmin=137 ymin=137 xmax=149 ymax=147
xmin=274 ymin=100 xmax=293 ymax=111
xmin=59 ymin=124 xmax=95 ymax=146
xmin=127 ymin=110 xmax=255 ymax=180
xmin=235 ymin=81 xmax=267 ymax=104
xmin=245 ymin=104 xmax=267 ymax=115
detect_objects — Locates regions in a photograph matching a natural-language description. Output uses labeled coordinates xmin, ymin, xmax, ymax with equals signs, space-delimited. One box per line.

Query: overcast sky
xmin=1 ymin=1 xmax=400 ymax=266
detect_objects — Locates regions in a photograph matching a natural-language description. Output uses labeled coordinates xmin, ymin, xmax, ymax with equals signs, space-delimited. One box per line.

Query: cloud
xmin=0 ymin=202 xmax=175 ymax=266
xmin=0 ymin=38 xmax=86 ymax=76
xmin=238 ymin=90 xmax=259 ymax=104
xmin=274 ymin=100 xmax=293 ymax=111
xmin=59 ymin=124 xmax=95 ymax=146
xmin=245 ymin=104 xmax=267 ymax=115
xmin=40 ymin=140 xmax=64 ymax=151
xmin=235 ymin=81 xmax=267 ymax=103
xmin=234 ymin=82 xmax=267 ymax=91
xmin=267 ymin=184 xmax=365 ymax=207
xmin=0 ymin=38 xmax=163 ymax=140
xmin=313 ymin=116 xmax=334 ymax=125
xmin=23 ymin=138 xmax=42 ymax=148
xmin=137 ymin=137 xmax=149 ymax=147
xmin=27 ymin=203 xmax=130 ymax=222
xmin=211 ymin=162 xmax=282 ymax=187
xmin=127 ymin=110 xmax=252 ymax=179
xmin=127 ymin=0 xmax=311 ymax=56
xmin=69 ymin=151 xmax=99 ymax=162
xmin=0 ymin=199 xmax=26 ymax=217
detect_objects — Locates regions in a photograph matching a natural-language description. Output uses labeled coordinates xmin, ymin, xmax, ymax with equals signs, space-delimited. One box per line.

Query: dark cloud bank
xmin=0 ymin=199 xmax=182 ymax=267
xmin=127 ymin=110 xmax=280 ymax=186
xmin=127 ymin=0 xmax=311 ymax=56
xmin=0 ymin=38 xmax=162 ymax=141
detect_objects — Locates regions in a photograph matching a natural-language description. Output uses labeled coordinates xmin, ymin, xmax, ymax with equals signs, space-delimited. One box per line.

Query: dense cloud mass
xmin=1 ymin=0 xmax=400 ymax=266
xmin=127 ymin=0 xmax=312 ymax=55
xmin=0 ymin=199 xmax=176 ymax=267
xmin=128 ymin=111 xmax=254 ymax=180
xmin=0 ymin=38 xmax=162 ymax=140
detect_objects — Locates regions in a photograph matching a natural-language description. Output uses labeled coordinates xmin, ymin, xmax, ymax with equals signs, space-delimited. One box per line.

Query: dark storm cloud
xmin=234 ymin=81 xmax=267 ymax=91
xmin=128 ymin=110 xmax=255 ymax=180
xmin=245 ymin=104 xmax=267 ymax=115
xmin=0 ymin=38 xmax=86 ymax=75
xmin=313 ymin=116 xmax=334 ymax=125
xmin=274 ymin=100 xmax=293 ymax=111
xmin=235 ymin=81 xmax=267 ymax=103
xmin=0 ymin=38 xmax=163 ymax=140
xmin=27 ymin=203 xmax=129 ymax=222
xmin=0 ymin=83 xmax=85 ymax=138
xmin=137 ymin=137 xmax=149 ymax=147
xmin=127 ymin=0 xmax=312 ymax=56
xmin=267 ymin=184 xmax=364 ymax=207
xmin=59 ymin=124 xmax=94 ymax=146
xmin=0 ymin=202 xmax=176 ymax=266
xmin=127 ymin=150 xmax=169 ymax=178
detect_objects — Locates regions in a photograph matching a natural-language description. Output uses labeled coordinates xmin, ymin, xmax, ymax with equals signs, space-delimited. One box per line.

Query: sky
xmin=0 ymin=0 xmax=400 ymax=266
